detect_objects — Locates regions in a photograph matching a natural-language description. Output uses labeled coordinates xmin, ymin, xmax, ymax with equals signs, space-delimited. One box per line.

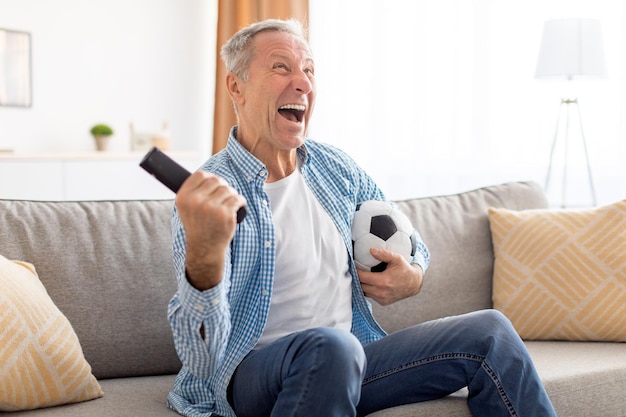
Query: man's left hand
xmin=357 ymin=248 xmax=424 ymax=306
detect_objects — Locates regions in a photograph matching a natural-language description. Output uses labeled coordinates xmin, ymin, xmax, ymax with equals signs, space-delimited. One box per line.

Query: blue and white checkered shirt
xmin=166 ymin=127 xmax=430 ymax=417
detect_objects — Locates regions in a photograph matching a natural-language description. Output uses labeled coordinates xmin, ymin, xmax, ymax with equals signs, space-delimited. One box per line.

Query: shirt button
xmin=262 ymin=199 xmax=268 ymax=206
xmin=264 ymin=240 xmax=271 ymax=248
xmin=194 ymin=303 xmax=205 ymax=312
xmin=262 ymin=289 xmax=269 ymax=297
xmin=259 ymin=169 xmax=267 ymax=177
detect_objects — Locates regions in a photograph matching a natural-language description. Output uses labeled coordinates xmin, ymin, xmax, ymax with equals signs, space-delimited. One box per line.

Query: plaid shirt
xmin=166 ymin=127 xmax=430 ymax=417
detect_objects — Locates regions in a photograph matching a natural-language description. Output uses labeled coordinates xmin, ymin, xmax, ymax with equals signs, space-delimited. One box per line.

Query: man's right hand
xmin=175 ymin=171 xmax=247 ymax=291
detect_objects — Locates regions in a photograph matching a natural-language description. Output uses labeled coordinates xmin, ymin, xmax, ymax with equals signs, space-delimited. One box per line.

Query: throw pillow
xmin=0 ymin=255 xmax=103 ymax=411
xmin=488 ymin=200 xmax=626 ymax=341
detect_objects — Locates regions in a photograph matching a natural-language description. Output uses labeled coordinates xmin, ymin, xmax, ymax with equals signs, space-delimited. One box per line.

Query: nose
xmin=293 ymin=70 xmax=313 ymax=94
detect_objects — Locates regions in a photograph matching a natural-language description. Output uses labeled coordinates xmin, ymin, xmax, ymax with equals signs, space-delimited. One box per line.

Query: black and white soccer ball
xmin=351 ymin=200 xmax=418 ymax=272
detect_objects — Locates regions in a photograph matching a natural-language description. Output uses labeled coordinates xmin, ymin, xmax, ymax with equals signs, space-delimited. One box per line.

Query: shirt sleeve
xmin=340 ymin=145 xmax=431 ymax=272
xmin=410 ymin=232 xmax=430 ymax=272
xmin=167 ymin=208 xmax=232 ymax=380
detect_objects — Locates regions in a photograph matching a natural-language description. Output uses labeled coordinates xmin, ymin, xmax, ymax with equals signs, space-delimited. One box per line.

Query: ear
xmin=226 ymin=72 xmax=245 ymax=105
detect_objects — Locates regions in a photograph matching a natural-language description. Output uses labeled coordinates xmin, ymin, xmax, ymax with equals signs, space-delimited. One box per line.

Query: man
xmin=167 ymin=18 xmax=557 ymax=417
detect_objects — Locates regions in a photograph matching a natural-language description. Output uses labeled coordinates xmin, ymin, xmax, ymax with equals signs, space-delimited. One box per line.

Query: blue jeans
xmin=229 ymin=310 xmax=557 ymax=417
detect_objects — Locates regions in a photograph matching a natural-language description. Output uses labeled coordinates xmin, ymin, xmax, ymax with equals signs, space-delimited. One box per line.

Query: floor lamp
xmin=535 ymin=18 xmax=607 ymax=208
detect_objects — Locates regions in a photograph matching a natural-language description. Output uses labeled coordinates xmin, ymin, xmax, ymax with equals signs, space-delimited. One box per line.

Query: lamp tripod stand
xmin=544 ymin=97 xmax=597 ymax=208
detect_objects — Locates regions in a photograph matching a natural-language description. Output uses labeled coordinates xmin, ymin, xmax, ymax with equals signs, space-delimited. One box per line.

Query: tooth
xmin=280 ymin=104 xmax=305 ymax=111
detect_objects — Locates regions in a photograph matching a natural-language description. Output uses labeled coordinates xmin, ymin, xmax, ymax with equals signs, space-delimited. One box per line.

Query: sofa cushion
xmin=525 ymin=341 xmax=626 ymax=417
xmin=372 ymin=181 xmax=548 ymax=332
xmin=489 ymin=200 xmax=626 ymax=341
xmin=366 ymin=390 xmax=470 ymax=417
xmin=367 ymin=341 xmax=626 ymax=417
xmin=0 ymin=200 xmax=181 ymax=379
xmin=6 ymin=375 xmax=178 ymax=417
xmin=0 ymin=255 xmax=103 ymax=411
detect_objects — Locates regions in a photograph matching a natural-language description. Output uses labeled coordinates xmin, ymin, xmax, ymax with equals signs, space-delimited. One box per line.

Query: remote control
xmin=140 ymin=147 xmax=246 ymax=223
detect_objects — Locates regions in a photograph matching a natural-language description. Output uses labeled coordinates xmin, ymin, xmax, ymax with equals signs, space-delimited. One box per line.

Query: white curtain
xmin=308 ymin=0 xmax=625 ymax=206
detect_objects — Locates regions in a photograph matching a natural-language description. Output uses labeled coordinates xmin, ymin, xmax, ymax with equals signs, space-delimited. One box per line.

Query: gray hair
xmin=220 ymin=18 xmax=309 ymax=81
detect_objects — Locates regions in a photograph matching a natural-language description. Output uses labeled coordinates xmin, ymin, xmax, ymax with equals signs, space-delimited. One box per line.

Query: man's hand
xmin=357 ymin=247 xmax=424 ymax=306
xmin=175 ymin=171 xmax=246 ymax=291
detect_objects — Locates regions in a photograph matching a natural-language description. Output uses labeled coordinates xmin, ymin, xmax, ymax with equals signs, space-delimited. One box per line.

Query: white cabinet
xmin=0 ymin=160 xmax=64 ymax=200
xmin=0 ymin=152 xmax=201 ymax=201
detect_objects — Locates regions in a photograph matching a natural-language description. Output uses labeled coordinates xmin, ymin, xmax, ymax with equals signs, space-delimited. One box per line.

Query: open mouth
xmin=278 ymin=104 xmax=306 ymax=123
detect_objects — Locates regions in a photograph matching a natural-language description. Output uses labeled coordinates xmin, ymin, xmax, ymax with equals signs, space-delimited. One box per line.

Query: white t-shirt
xmin=255 ymin=166 xmax=353 ymax=348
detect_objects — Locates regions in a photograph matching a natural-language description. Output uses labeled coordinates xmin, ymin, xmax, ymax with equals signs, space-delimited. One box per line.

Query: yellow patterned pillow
xmin=488 ymin=200 xmax=626 ymax=341
xmin=0 ymin=255 xmax=103 ymax=411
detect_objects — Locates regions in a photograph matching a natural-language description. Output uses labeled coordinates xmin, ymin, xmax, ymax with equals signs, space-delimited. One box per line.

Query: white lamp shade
xmin=535 ymin=18 xmax=607 ymax=79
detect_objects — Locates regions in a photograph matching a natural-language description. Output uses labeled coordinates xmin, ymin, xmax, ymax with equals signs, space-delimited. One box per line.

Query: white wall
xmin=0 ymin=0 xmax=217 ymax=155
xmin=309 ymin=1 xmax=626 ymax=206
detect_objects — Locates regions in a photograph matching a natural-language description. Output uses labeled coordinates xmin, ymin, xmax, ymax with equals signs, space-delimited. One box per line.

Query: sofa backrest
xmin=0 ymin=199 xmax=181 ymax=379
xmin=0 ymin=181 xmax=548 ymax=379
xmin=371 ymin=181 xmax=548 ymax=333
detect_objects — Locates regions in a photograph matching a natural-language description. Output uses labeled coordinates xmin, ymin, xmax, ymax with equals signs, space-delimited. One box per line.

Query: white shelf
xmin=0 ymin=150 xmax=196 ymax=161
xmin=0 ymin=151 xmax=202 ymax=201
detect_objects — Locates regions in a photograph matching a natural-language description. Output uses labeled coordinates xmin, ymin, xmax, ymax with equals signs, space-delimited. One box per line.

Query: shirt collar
xmin=225 ymin=126 xmax=311 ymax=183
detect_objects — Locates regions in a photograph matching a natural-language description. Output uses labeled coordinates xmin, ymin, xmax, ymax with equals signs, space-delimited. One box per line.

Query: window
xmin=0 ymin=28 xmax=32 ymax=107
xmin=308 ymin=0 xmax=625 ymax=205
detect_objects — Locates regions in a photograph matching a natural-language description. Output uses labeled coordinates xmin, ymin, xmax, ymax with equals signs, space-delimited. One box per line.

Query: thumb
xmin=370 ymin=247 xmax=395 ymax=262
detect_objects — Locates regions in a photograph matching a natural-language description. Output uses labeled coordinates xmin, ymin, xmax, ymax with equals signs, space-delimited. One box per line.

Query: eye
xmin=304 ymin=67 xmax=314 ymax=77
xmin=274 ymin=63 xmax=289 ymax=71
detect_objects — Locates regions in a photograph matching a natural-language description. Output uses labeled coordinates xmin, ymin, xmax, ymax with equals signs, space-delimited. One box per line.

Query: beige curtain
xmin=212 ymin=0 xmax=309 ymax=154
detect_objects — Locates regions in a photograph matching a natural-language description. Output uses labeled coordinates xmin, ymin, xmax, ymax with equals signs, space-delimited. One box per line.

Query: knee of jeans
xmin=480 ymin=309 xmax=516 ymax=332
xmin=471 ymin=309 xmax=522 ymax=346
xmin=305 ymin=328 xmax=366 ymax=376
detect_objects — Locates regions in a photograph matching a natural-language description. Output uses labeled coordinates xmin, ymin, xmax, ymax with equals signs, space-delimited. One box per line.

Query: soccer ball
xmin=351 ymin=200 xmax=418 ymax=272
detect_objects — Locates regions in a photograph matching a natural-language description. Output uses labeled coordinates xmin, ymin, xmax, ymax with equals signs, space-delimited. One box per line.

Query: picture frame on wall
xmin=0 ymin=28 xmax=32 ymax=107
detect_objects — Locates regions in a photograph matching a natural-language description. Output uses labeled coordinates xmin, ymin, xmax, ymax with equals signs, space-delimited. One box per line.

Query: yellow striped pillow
xmin=0 ymin=255 xmax=103 ymax=411
xmin=488 ymin=200 xmax=626 ymax=341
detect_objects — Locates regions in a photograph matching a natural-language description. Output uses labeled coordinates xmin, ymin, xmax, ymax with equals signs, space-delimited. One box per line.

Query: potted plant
xmin=90 ymin=124 xmax=114 ymax=151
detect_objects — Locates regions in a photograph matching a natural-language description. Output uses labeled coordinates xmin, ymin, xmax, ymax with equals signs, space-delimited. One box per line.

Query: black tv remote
xmin=140 ymin=147 xmax=246 ymax=223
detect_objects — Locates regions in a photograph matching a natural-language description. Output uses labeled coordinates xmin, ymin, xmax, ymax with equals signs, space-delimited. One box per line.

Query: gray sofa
xmin=1 ymin=181 xmax=624 ymax=417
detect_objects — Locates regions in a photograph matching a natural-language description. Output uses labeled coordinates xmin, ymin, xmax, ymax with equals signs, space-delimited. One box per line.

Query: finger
xmin=197 ymin=174 xmax=232 ymax=199
xmin=177 ymin=173 xmax=218 ymax=207
xmin=359 ymin=281 xmax=387 ymax=306
xmin=359 ymin=281 xmax=375 ymax=297
xmin=176 ymin=173 xmax=235 ymax=216
xmin=357 ymin=269 xmax=379 ymax=286
xmin=187 ymin=173 xmax=238 ymax=206
xmin=369 ymin=247 xmax=397 ymax=263
xmin=223 ymin=193 xmax=247 ymax=221
xmin=194 ymin=177 xmax=245 ymax=224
